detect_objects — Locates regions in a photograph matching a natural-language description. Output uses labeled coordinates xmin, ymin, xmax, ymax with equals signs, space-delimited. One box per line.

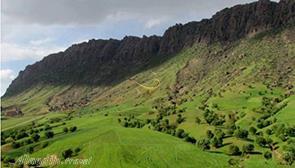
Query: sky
xmin=1 ymin=0 xmax=275 ymax=95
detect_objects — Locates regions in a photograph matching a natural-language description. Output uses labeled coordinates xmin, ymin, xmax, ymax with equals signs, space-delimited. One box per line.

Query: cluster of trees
xmin=62 ymin=147 xmax=81 ymax=159
xmin=203 ymin=109 xmax=225 ymax=126
xmin=63 ymin=126 xmax=78 ymax=133
xmin=118 ymin=116 xmax=145 ymax=128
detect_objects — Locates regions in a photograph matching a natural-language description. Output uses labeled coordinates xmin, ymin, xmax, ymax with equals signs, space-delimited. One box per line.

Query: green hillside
xmin=1 ymin=28 xmax=294 ymax=167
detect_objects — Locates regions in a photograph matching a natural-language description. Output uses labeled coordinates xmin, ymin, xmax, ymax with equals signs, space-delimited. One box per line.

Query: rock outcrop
xmin=4 ymin=0 xmax=295 ymax=96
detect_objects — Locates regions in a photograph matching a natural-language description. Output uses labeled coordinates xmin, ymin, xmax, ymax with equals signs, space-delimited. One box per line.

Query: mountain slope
xmin=4 ymin=0 xmax=294 ymax=97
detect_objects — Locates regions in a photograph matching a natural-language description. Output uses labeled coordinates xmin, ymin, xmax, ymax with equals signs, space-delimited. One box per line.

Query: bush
xmin=195 ymin=117 xmax=201 ymax=124
xmin=42 ymin=142 xmax=49 ymax=148
xmin=45 ymin=131 xmax=54 ymax=139
xmin=211 ymin=137 xmax=223 ymax=148
xmin=31 ymin=133 xmax=40 ymax=142
xmin=27 ymin=146 xmax=34 ymax=154
xmin=184 ymin=136 xmax=197 ymax=144
xmin=282 ymin=151 xmax=294 ymax=165
xmin=242 ymin=144 xmax=254 ymax=154
xmin=11 ymin=141 xmax=21 ymax=149
xmin=176 ymin=129 xmax=187 ymax=138
xmin=234 ymin=129 xmax=248 ymax=139
xmin=62 ymin=149 xmax=73 ymax=159
xmin=63 ymin=127 xmax=68 ymax=133
xmin=74 ymin=147 xmax=81 ymax=153
xmin=264 ymin=151 xmax=272 ymax=160
xmin=229 ymin=145 xmax=241 ymax=155
xmin=256 ymin=136 xmax=267 ymax=147
xmin=70 ymin=126 xmax=77 ymax=132
xmin=249 ymin=126 xmax=257 ymax=135
xmin=206 ymin=130 xmax=214 ymax=139
xmin=197 ymin=139 xmax=210 ymax=151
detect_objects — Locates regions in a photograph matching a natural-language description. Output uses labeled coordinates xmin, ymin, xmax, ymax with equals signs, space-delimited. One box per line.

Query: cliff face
xmin=4 ymin=0 xmax=295 ymax=97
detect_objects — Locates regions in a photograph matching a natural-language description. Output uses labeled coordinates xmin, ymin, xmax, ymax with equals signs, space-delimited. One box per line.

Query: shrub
xmin=74 ymin=147 xmax=81 ymax=153
xmin=195 ymin=117 xmax=201 ymax=124
xmin=197 ymin=139 xmax=210 ymax=151
xmin=249 ymin=127 xmax=257 ymax=135
xmin=62 ymin=149 xmax=73 ymax=159
xmin=211 ymin=137 xmax=223 ymax=148
xmin=63 ymin=127 xmax=68 ymax=133
xmin=70 ymin=126 xmax=77 ymax=132
xmin=229 ymin=145 xmax=241 ymax=155
xmin=234 ymin=129 xmax=248 ymax=139
xmin=256 ymin=136 xmax=267 ymax=147
xmin=176 ymin=129 xmax=187 ymax=138
xmin=27 ymin=146 xmax=34 ymax=154
xmin=264 ymin=151 xmax=272 ymax=160
xmin=42 ymin=142 xmax=49 ymax=148
xmin=206 ymin=130 xmax=214 ymax=139
xmin=242 ymin=144 xmax=254 ymax=154
xmin=11 ymin=141 xmax=21 ymax=149
xmin=282 ymin=151 xmax=294 ymax=165
xmin=45 ymin=131 xmax=54 ymax=139
xmin=184 ymin=136 xmax=197 ymax=144
xmin=31 ymin=133 xmax=40 ymax=142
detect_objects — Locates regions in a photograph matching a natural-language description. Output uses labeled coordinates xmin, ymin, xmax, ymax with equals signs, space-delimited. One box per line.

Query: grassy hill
xmin=1 ymin=27 xmax=294 ymax=167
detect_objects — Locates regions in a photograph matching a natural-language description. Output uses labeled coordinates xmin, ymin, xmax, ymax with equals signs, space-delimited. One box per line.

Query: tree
xmin=31 ymin=133 xmax=40 ymax=142
xmin=27 ymin=146 xmax=34 ymax=154
xmin=256 ymin=136 xmax=267 ymax=147
xmin=185 ymin=136 xmax=197 ymax=144
xmin=206 ymin=130 xmax=214 ymax=139
xmin=176 ymin=129 xmax=187 ymax=138
xmin=45 ymin=131 xmax=54 ymax=139
xmin=211 ymin=137 xmax=223 ymax=148
xmin=249 ymin=126 xmax=257 ymax=135
xmin=63 ymin=127 xmax=68 ymax=133
xmin=74 ymin=147 xmax=81 ymax=154
xmin=242 ymin=144 xmax=254 ymax=154
xmin=282 ymin=151 xmax=294 ymax=165
xmin=214 ymin=129 xmax=225 ymax=139
xmin=70 ymin=126 xmax=77 ymax=132
xmin=234 ymin=129 xmax=248 ymax=139
xmin=229 ymin=145 xmax=241 ymax=155
xmin=44 ymin=124 xmax=51 ymax=131
xmin=195 ymin=117 xmax=201 ymax=124
xmin=197 ymin=139 xmax=210 ymax=151
xmin=11 ymin=141 xmax=21 ymax=149
xmin=264 ymin=151 xmax=272 ymax=160
xmin=62 ymin=149 xmax=73 ymax=159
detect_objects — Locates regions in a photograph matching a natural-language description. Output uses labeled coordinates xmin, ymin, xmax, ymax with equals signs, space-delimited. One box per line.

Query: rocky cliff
xmin=4 ymin=0 xmax=295 ymax=97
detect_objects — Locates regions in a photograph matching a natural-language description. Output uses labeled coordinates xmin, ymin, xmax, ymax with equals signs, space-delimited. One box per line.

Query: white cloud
xmin=2 ymin=0 xmax=257 ymax=26
xmin=1 ymin=42 xmax=65 ymax=62
xmin=1 ymin=69 xmax=15 ymax=81
xmin=29 ymin=37 xmax=53 ymax=46
xmin=145 ymin=18 xmax=167 ymax=29
xmin=0 ymin=69 xmax=16 ymax=96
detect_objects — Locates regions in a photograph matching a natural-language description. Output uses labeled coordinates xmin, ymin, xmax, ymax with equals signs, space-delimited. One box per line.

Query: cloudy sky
xmin=1 ymin=0 xmax=272 ymax=95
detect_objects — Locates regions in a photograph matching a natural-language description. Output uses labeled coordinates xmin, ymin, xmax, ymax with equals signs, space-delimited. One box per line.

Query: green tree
xmin=62 ymin=149 xmax=73 ymax=159
xmin=31 ymin=133 xmax=40 ymax=142
xmin=206 ymin=130 xmax=214 ymax=139
xmin=234 ymin=129 xmax=249 ymax=139
xmin=195 ymin=117 xmax=201 ymax=124
xmin=45 ymin=131 xmax=54 ymax=139
xmin=70 ymin=126 xmax=77 ymax=132
xmin=242 ymin=144 xmax=254 ymax=154
xmin=63 ymin=127 xmax=68 ymax=133
xmin=264 ymin=151 xmax=272 ymax=160
xmin=249 ymin=126 xmax=257 ymax=135
xmin=229 ymin=145 xmax=241 ymax=155
xmin=211 ymin=137 xmax=223 ymax=148
xmin=197 ymin=139 xmax=210 ymax=151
